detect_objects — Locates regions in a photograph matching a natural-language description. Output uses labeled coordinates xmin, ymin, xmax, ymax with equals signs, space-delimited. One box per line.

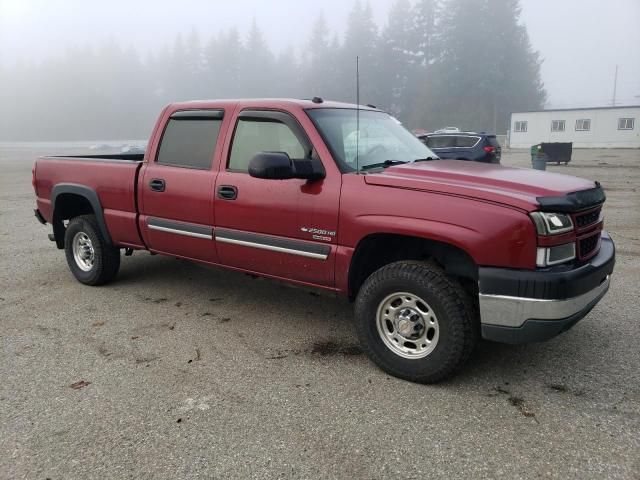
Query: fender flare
xmin=51 ymin=183 xmax=112 ymax=247
xmin=349 ymin=215 xmax=482 ymax=256
xmin=344 ymin=217 xmax=483 ymax=297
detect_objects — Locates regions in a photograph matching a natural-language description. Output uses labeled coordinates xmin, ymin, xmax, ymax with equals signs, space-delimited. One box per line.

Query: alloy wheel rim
xmin=72 ymin=232 xmax=95 ymax=272
xmin=376 ymin=292 xmax=439 ymax=359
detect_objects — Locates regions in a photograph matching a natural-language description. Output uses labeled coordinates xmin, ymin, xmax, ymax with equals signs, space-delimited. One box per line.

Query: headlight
xmin=530 ymin=212 xmax=573 ymax=235
xmin=536 ymin=243 xmax=576 ymax=267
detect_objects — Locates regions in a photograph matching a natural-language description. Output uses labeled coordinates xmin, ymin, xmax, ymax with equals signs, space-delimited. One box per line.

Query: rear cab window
xmin=156 ymin=110 xmax=224 ymax=169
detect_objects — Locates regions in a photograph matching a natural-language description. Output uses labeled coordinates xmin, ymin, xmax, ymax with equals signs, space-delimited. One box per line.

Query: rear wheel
xmin=355 ymin=261 xmax=477 ymax=383
xmin=64 ymin=215 xmax=120 ymax=285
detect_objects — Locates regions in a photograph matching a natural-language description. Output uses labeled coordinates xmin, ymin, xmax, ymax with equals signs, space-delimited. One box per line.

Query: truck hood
xmin=363 ymin=160 xmax=597 ymax=212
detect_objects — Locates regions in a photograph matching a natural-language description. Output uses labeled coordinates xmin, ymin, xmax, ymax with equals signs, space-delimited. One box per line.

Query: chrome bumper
xmin=479 ymin=275 xmax=610 ymax=328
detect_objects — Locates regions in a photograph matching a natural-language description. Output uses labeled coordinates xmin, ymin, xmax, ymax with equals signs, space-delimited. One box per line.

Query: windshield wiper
xmin=360 ymin=160 xmax=409 ymax=171
xmin=413 ymin=157 xmax=439 ymax=162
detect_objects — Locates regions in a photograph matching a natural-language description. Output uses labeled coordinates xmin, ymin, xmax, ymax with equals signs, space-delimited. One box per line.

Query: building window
xmin=575 ymin=119 xmax=591 ymax=131
xmin=514 ymin=121 xmax=527 ymax=132
xmin=618 ymin=118 xmax=635 ymax=130
xmin=551 ymin=120 xmax=565 ymax=132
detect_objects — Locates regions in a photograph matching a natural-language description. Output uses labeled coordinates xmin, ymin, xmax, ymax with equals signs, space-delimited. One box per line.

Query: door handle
xmin=217 ymin=185 xmax=238 ymax=200
xmin=149 ymin=178 xmax=166 ymax=192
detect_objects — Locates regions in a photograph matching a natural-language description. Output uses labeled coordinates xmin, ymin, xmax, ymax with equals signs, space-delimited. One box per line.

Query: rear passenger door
xmin=454 ymin=135 xmax=481 ymax=161
xmin=139 ymin=109 xmax=227 ymax=263
xmin=425 ymin=135 xmax=456 ymax=158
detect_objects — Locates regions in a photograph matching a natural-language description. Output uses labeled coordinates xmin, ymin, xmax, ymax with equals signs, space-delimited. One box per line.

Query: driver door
xmin=213 ymin=109 xmax=340 ymax=287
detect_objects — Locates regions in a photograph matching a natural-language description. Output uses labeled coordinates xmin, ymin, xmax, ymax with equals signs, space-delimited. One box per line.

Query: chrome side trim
xmin=215 ymin=236 xmax=329 ymax=260
xmin=42 ymin=156 xmax=142 ymax=164
xmin=148 ymin=224 xmax=213 ymax=240
xmin=479 ymin=275 xmax=610 ymax=328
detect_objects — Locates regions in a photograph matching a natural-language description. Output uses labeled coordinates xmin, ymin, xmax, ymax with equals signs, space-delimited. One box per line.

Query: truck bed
xmin=34 ymin=155 xmax=145 ymax=248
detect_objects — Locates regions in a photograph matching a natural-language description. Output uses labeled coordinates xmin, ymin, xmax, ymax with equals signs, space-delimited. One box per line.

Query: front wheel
xmin=64 ymin=215 xmax=120 ymax=286
xmin=355 ymin=261 xmax=478 ymax=383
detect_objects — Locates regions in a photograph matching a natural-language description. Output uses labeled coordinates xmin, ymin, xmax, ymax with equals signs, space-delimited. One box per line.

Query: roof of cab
xmin=167 ymin=98 xmax=380 ymax=112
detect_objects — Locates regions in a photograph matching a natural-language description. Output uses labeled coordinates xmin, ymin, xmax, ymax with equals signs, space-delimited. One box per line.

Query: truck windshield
xmin=307 ymin=108 xmax=438 ymax=172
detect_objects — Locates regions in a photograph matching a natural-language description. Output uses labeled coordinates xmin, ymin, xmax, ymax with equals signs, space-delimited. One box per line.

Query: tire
xmin=64 ymin=215 xmax=120 ymax=286
xmin=355 ymin=261 xmax=478 ymax=383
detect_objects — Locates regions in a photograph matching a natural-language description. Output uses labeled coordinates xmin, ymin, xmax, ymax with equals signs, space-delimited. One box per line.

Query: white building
xmin=509 ymin=105 xmax=640 ymax=148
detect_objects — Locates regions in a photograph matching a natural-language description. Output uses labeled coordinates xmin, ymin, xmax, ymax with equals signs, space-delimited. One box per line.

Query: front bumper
xmin=479 ymin=232 xmax=615 ymax=344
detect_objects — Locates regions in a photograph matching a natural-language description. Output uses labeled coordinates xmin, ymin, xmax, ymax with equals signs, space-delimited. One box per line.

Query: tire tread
xmin=355 ymin=261 xmax=478 ymax=383
xmin=64 ymin=214 xmax=120 ymax=286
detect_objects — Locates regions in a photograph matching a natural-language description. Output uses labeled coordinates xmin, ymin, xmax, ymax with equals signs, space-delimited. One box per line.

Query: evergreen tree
xmin=168 ymin=34 xmax=190 ymax=101
xmin=405 ymin=0 xmax=441 ymax=126
xmin=324 ymin=34 xmax=344 ymax=101
xmin=377 ymin=0 xmax=414 ymax=116
xmin=185 ymin=28 xmax=204 ymax=98
xmin=485 ymin=0 xmax=546 ymax=128
xmin=340 ymin=1 xmax=379 ymax=103
xmin=274 ymin=46 xmax=303 ymax=98
xmin=410 ymin=0 xmax=545 ymax=133
xmin=304 ymin=12 xmax=331 ymax=98
xmin=411 ymin=0 xmax=440 ymax=67
xmin=241 ymin=19 xmax=274 ymax=96
xmin=149 ymin=45 xmax=171 ymax=104
xmin=217 ymin=28 xmax=243 ymax=97
xmin=0 ymin=2 xmax=546 ymax=140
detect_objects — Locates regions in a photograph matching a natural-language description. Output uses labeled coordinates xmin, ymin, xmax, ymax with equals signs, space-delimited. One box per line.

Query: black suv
xmin=418 ymin=132 xmax=502 ymax=163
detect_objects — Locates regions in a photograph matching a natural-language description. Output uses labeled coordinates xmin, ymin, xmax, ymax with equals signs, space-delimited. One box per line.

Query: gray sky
xmin=1 ymin=0 xmax=639 ymax=107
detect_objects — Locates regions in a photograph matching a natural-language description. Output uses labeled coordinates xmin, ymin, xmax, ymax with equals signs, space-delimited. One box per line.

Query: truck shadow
xmin=114 ymin=253 xmax=599 ymax=388
xmin=114 ymin=253 xmax=354 ymax=332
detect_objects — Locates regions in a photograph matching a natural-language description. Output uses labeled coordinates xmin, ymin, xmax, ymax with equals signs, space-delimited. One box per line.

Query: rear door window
xmin=455 ymin=136 xmax=480 ymax=148
xmin=156 ymin=110 xmax=224 ymax=169
xmin=425 ymin=135 xmax=455 ymax=148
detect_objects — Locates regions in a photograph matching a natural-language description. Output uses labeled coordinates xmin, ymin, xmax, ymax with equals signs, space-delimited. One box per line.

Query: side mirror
xmin=248 ymin=152 xmax=295 ymax=179
xmin=248 ymin=152 xmax=325 ymax=181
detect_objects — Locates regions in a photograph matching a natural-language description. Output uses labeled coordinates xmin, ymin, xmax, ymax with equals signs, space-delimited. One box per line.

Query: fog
xmin=0 ymin=0 xmax=639 ymax=140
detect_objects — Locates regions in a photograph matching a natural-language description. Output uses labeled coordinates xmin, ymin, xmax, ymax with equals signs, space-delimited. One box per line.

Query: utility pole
xmin=612 ymin=65 xmax=618 ymax=106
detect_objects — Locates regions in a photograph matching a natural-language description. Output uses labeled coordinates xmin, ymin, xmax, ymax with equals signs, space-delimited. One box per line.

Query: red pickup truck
xmin=32 ymin=99 xmax=615 ymax=383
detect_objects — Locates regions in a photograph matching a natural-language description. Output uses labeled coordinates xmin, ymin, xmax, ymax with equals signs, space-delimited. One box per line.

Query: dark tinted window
xmin=425 ymin=135 xmax=455 ymax=148
xmin=455 ymin=136 xmax=480 ymax=147
xmin=157 ymin=116 xmax=222 ymax=169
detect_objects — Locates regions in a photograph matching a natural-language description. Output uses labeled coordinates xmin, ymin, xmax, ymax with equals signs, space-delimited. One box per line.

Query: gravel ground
xmin=0 ymin=145 xmax=638 ymax=479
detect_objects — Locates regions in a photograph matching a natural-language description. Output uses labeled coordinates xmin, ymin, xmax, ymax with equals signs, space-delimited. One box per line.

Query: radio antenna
xmin=356 ymin=56 xmax=360 ymax=174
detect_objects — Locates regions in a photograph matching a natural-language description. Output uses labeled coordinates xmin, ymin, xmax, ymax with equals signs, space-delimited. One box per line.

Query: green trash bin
xmin=530 ymin=144 xmax=547 ymax=171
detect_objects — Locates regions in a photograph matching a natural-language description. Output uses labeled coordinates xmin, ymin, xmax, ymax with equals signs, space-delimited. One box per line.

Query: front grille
xmin=537 ymin=195 xmax=605 ymax=265
xmin=579 ymin=234 xmax=600 ymax=259
xmin=575 ymin=208 xmax=601 ymax=228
